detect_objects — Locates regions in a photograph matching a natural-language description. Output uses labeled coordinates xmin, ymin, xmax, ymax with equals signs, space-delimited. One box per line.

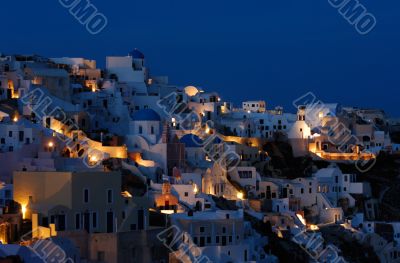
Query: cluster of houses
xmin=0 ymin=50 xmax=398 ymax=262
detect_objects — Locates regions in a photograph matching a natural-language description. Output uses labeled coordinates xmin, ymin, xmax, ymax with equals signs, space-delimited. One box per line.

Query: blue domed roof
xmin=129 ymin=49 xmax=145 ymax=59
xmin=131 ymin=109 xmax=161 ymax=121
xmin=180 ymin=134 xmax=204 ymax=148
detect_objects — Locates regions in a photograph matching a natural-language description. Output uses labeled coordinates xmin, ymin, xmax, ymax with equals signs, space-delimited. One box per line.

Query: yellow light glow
xmin=296 ymin=213 xmax=306 ymax=226
xmin=193 ymin=184 xmax=198 ymax=194
xmin=89 ymin=156 xmax=98 ymax=162
xmin=22 ymin=205 xmax=27 ymax=219
xmin=161 ymin=210 xmax=175 ymax=215
xmin=48 ymin=142 xmax=54 ymax=148
xmin=319 ymin=112 xmax=324 ymax=118
xmin=92 ymin=86 xmax=96 ymax=92
xmin=121 ymin=191 xmax=133 ymax=198
xmin=309 ymin=224 xmax=319 ymax=231
xmin=237 ymin=192 xmax=244 ymax=200
xmin=13 ymin=116 xmax=18 ymax=122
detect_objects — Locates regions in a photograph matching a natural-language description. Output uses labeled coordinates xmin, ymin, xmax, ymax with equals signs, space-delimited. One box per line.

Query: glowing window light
xmin=21 ymin=205 xmax=27 ymax=219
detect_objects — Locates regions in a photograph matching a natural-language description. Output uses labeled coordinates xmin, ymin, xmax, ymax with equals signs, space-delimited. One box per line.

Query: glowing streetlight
xmin=89 ymin=156 xmax=98 ymax=163
xmin=237 ymin=192 xmax=244 ymax=200
xmin=21 ymin=205 xmax=27 ymax=219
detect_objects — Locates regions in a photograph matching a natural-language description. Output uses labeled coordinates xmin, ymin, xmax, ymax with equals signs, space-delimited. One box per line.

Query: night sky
xmin=2 ymin=0 xmax=399 ymax=115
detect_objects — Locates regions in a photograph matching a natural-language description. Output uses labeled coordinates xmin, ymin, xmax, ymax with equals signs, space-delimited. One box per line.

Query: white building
xmin=242 ymin=101 xmax=266 ymax=113
xmin=168 ymin=210 xmax=276 ymax=263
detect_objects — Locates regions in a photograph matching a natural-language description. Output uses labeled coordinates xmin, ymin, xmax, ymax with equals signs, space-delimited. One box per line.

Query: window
xmin=184 ymin=192 xmax=188 ymax=197
xmin=0 ymin=138 xmax=4 ymax=144
xmin=139 ymin=126 xmax=143 ymax=134
xmin=207 ymin=236 xmax=211 ymax=244
xmin=216 ymin=236 xmax=220 ymax=243
xmin=309 ymin=188 xmax=312 ymax=194
xmin=19 ymin=131 xmax=24 ymax=142
xmin=92 ymin=212 xmax=97 ymax=228
xmin=344 ymin=175 xmax=348 ymax=182
xmin=8 ymin=131 xmax=12 ymax=137
xmin=238 ymin=171 xmax=252 ymax=179
xmin=107 ymin=189 xmax=113 ymax=203
xmin=83 ymin=189 xmax=89 ymax=203
xmin=301 ymin=188 xmax=304 ymax=194
xmin=200 ymin=226 xmax=205 ymax=233
xmin=151 ymin=126 xmax=154 ymax=134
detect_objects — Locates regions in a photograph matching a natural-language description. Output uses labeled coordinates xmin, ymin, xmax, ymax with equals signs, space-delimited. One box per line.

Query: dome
xmin=131 ymin=109 xmax=161 ymax=121
xmin=184 ymin=86 xmax=199 ymax=97
xmin=129 ymin=49 xmax=145 ymax=59
xmin=180 ymin=134 xmax=203 ymax=148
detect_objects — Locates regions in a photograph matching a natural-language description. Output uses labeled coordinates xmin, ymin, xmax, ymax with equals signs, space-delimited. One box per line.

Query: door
xmin=107 ymin=212 xmax=114 ymax=233
xmin=138 ymin=209 xmax=144 ymax=230
xmin=282 ymin=188 xmax=288 ymax=198
xmin=57 ymin=215 xmax=66 ymax=231
xmin=222 ymin=236 xmax=227 ymax=246
xmin=84 ymin=212 xmax=90 ymax=233
xmin=266 ymin=186 xmax=271 ymax=199
xmin=200 ymin=237 xmax=205 ymax=247
xmin=46 ymin=117 xmax=51 ymax=128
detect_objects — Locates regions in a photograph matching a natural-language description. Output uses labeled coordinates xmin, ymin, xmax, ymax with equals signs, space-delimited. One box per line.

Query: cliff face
xmin=263 ymin=141 xmax=314 ymax=179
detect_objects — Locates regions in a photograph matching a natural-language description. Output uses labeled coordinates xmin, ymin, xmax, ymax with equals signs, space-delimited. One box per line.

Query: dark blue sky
xmin=2 ymin=0 xmax=399 ymax=116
